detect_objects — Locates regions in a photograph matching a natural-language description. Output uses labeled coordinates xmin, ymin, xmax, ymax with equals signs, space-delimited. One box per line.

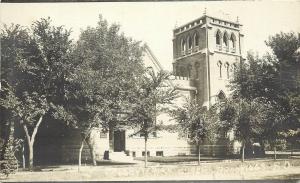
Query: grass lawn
xmin=2 ymin=158 xmax=300 ymax=181
xmin=1 ymin=152 xmax=300 ymax=181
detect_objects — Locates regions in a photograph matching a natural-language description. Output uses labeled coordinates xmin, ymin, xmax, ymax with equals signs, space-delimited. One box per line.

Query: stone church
xmin=34 ymin=14 xmax=245 ymax=164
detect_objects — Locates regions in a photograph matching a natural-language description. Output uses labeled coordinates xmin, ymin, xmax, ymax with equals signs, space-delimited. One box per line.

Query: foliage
xmin=127 ymin=69 xmax=177 ymax=167
xmin=265 ymin=32 xmax=299 ymax=65
xmin=127 ymin=69 xmax=178 ymax=139
xmin=171 ymin=99 xmax=217 ymax=144
xmin=227 ymin=32 xmax=300 ymax=153
xmin=0 ymin=17 xmax=73 ymax=169
xmin=66 ymin=15 xmax=145 ymax=132
xmin=230 ymin=52 xmax=283 ymax=102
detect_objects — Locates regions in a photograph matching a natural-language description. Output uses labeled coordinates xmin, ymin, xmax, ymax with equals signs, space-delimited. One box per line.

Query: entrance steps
xmin=108 ymin=151 xmax=135 ymax=163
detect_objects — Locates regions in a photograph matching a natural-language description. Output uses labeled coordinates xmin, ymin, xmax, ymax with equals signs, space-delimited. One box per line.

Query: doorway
xmin=113 ymin=130 xmax=125 ymax=152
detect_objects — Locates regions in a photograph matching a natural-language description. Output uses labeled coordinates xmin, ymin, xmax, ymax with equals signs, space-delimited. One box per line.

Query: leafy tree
xmin=218 ymin=98 xmax=264 ymax=162
xmin=229 ymin=32 xmax=300 ymax=157
xmin=62 ymin=15 xmax=145 ymax=169
xmin=127 ymin=69 xmax=177 ymax=167
xmin=265 ymin=32 xmax=300 ymax=149
xmin=0 ymin=18 xmax=72 ymax=170
xmin=265 ymin=32 xmax=299 ymax=65
xmin=172 ymin=99 xmax=217 ymax=165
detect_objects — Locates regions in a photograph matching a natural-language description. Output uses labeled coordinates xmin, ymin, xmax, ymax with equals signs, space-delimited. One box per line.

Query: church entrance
xmin=113 ymin=130 xmax=126 ymax=152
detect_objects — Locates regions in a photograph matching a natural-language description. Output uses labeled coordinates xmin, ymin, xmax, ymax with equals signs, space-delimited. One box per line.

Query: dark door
xmin=114 ymin=130 xmax=125 ymax=152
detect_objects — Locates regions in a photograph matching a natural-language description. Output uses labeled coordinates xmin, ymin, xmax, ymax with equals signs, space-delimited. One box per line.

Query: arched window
xmin=187 ymin=65 xmax=192 ymax=78
xmin=231 ymin=63 xmax=237 ymax=72
xmin=176 ymin=65 xmax=180 ymax=76
xmin=224 ymin=62 xmax=230 ymax=79
xmin=223 ymin=32 xmax=229 ymax=50
xmin=217 ymin=61 xmax=222 ymax=78
xmin=194 ymin=33 xmax=199 ymax=47
xmin=180 ymin=66 xmax=186 ymax=77
xmin=216 ymin=30 xmax=221 ymax=45
xmin=195 ymin=62 xmax=200 ymax=79
xmin=230 ymin=33 xmax=236 ymax=52
xmin=181 ymin=38 xmax=186 ymax=55
xmin=187 ymin=36 xmax=192 ymax=53
xmin=218 ymin=90 xmax=226 ymax=101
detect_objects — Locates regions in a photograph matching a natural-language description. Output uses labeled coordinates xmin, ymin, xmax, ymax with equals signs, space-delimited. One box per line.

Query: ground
xmin=1 ymin=154 xmax=300 ymax=181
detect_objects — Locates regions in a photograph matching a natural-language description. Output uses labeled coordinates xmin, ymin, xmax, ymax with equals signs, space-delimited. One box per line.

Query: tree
xmin=0 ymin=18 xmax=73 ymax=170
xmin=218 ymin=98 xmax=264 ymax=162
xmin=62 ymin=15 xmax=145 ymax=170
xmin=266 ymin=32 xmax=300 ymax=147
xmin=127 ymin=69 xmax=177 ymax=167
xmin=172 ymin=99 xmax=217 ymax=165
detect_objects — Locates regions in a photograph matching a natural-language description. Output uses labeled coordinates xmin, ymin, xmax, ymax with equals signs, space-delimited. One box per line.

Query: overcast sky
xmin=1 ymin=1 xmax=300 ymax=71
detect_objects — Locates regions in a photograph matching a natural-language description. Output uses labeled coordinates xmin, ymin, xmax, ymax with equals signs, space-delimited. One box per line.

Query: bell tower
xmin=172 ymin=14 xmax=244 ymax=107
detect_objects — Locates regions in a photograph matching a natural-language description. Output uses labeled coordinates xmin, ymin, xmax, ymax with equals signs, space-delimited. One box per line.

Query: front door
xmin=113 ymin=130 xmax=125 ymax=152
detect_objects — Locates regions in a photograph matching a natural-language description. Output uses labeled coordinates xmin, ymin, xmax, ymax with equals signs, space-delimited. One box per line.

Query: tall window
xmin=225 ymin=62 xmax=230 ymax=79
xmin=176 ymin=65 xmax=180 ymax=76
xmin=194 ymin=33 xmax=199 ymax=47
xmin=188 ymin=65 xmax=192 ymax=78
xmin=217 ymin=61 xmax=222 ymax=78
xmin=216 ymin=30 xmax=221 ymax=45
xmin=218 ymin=91 xmax=226 ymax=101
xmin=223 ymin=32 xmax=228 ymax=49
xmin=181 ymin=39 xmax=186 ymax=55
xmin=195 ymin=62 xmax=200 ymax=79
xmin=231 ymin=63 xmax=237 ymax=72
xmin=187 ymin=36 xmax=192 ymax=53
xmin=230 ymin=33 xmax=236 ymax=52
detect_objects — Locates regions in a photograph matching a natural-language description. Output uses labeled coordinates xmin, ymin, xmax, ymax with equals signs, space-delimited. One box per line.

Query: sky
xmin=1 ymin=1 xmax=300 ymax=71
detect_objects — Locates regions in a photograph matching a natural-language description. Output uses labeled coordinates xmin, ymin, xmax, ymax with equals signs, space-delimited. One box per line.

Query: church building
xmin=109 ymin=13 xmax=244 ymax=160
xmin=56 ymin=13 xmax=245 ymax=163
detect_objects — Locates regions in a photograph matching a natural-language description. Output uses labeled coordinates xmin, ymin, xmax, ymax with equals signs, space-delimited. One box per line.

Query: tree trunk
xmin=78 ymin=139 xmax=85 ymax=172
xmin=86 ymin=137 xmax=96 ymax=166
xmin=198 ymin=142 xmax=201 ymax=165
xmin=144 ymin=137 xmax=148 ymax=168
xmin=21 ymin=115 xmax=44 ymax=170
xmin=274 ymin=146 xmax=277 ymax=160
xmin=28 ymin=142 xmax=34 ymax=171
xmin=22 ymin=144 xmax=25 ymax=169
xmin=241 ymin=142 xmax=245 ymax=163
xmin=259 ymin=139 xmax=266 ymax=156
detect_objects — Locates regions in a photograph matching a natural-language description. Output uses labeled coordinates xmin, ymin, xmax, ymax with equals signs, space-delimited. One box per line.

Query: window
xmin=216 ymin=30 xmax=221 ymax=45
xmin=218 ymin=91 xmax=226 ymax=101
xmin=231 ymin=63 xmax=237 ymax=73
xmin=176 ymin=65 xmax=180 ymax=76
xmin=181 ymin=38 xmax=186 ymax=55
xmin=142 ymin=151 xmax=150 ymax=157
xmin=180 ymin=66 xmax=186 ymax=77
xmin=187 ymin=36 xmax=192 ymax=52
xmin=225 ymin=62 xmax=230 ymax=79
xmin=230 ymin=33 xmax=236 ymax=52
xmin=194 ymin=33 xmax=199 ymax=47
xmin=156 ymin=151 xmax=164 ymax=156
xmin=223 ymin=32 xmax=228 ymax=49
xmin=132 ymin=151 xmax=136 ymax=157
xmin=195 ymin=62 xmax=200 ymax=79
xmin=188 ymin=65 xmax=192 ymax=78
xmin=217 ymin=61 xmax=222 ymax=78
